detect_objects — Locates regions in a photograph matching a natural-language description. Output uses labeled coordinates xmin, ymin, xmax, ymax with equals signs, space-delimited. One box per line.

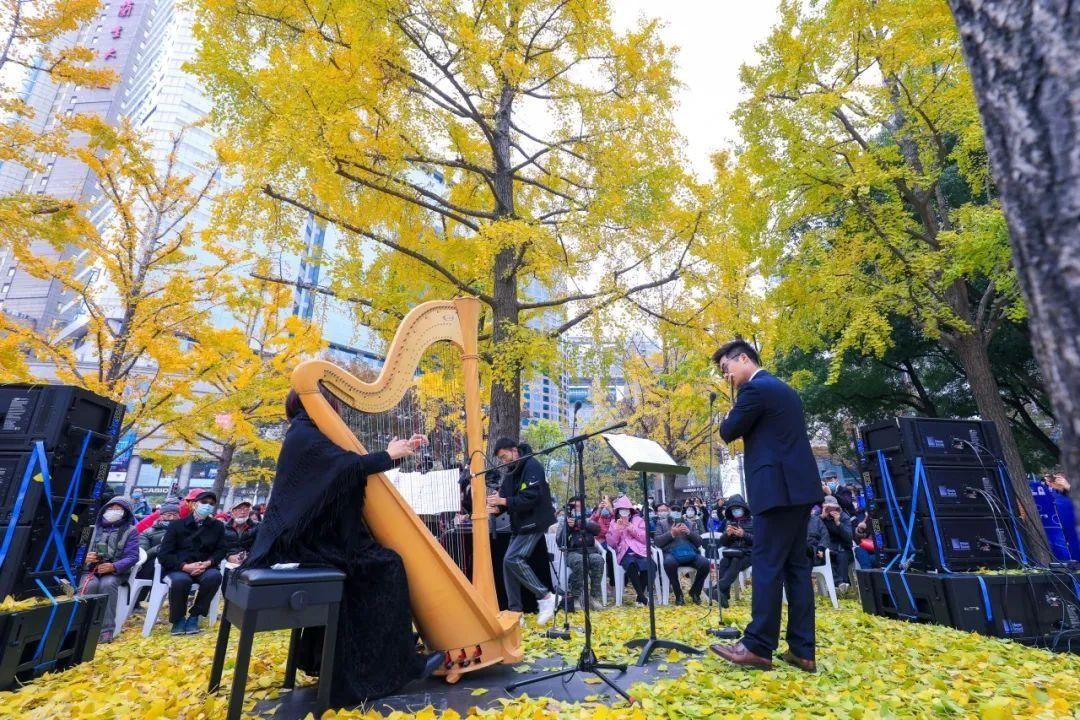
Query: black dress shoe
xmin=689 ymin=593 xmax=701 ymax=604
xmin=420 ymin=651 xmax=444 ymax=680
xmin=674 ymin=595 xmax=685 ymax=606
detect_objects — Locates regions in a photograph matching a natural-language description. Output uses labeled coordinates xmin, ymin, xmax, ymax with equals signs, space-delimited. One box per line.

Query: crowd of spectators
xmin=78 ymin=486 xmax=266 ymax=644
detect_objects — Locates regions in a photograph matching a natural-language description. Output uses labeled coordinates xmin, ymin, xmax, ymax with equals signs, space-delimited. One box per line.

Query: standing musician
xmin=243 ymin=390 xmax=443 ymax=706
xmin=485 ymin=437 xmax=560 ymax=624
xmin=709 ymin=340 xmax=824 ymax=673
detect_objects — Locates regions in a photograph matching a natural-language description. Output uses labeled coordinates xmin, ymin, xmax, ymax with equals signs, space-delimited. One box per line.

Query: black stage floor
xmin=254 ymin=654 xmax=687 ymax=718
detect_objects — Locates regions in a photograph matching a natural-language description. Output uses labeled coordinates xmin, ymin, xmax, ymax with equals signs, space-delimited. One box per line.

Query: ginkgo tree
xmin=155 ymin=265 xmax=325 ymax=501
xmin=735 ymin=0 xmax=1043 ymax=529
xmin=0 ymin=117 xmax=236 ymax=445
xmin=191 ymin=0 xmax=706 ymax=445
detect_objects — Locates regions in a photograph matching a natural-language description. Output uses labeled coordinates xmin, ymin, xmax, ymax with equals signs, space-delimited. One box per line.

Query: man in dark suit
xmin=709 ymin=340 xmax=824 ymax=672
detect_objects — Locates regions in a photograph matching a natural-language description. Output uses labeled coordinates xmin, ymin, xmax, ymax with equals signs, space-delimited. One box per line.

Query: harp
xmin=290 ymin=297 xmax=522 ymax=682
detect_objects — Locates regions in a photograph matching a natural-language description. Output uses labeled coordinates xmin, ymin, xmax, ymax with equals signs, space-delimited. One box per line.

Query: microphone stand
xmin=505 ymin=421 xmax=632 ymax=704
xmin=706 ymin=396 xmax=741 ymax=640
xmin=547 ymin=403 xmax=583 ymax=640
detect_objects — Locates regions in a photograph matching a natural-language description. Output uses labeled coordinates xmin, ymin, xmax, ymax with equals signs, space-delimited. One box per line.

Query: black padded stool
xmin=208 ymin=567 xmax=345 ymax=720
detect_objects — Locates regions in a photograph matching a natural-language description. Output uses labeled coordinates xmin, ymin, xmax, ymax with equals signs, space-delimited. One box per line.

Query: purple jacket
xmin=90 ymin=495 xmax=141 ymax=575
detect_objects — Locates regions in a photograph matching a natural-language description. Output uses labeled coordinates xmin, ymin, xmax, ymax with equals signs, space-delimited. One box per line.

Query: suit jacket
xmin=719 ymin=370 xmax=824 ymax=515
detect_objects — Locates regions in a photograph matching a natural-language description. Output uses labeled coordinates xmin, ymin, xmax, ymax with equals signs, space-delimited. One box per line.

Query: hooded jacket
xmin=719 ymin=495 xmax=754 ymax=552
xmin=606 ymin=496 xmax=648 ymax=563
xmin=88 ymin=496 xmax=140 ymax=575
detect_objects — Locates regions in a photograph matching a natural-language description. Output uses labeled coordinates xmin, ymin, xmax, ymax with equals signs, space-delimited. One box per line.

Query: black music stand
xmin=603 ymin=434 xmax=703 ymax=666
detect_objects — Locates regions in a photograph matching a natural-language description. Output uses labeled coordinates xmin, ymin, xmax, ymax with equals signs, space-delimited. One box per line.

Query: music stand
xmin=603 ymin=434 xmax=703 ymax=666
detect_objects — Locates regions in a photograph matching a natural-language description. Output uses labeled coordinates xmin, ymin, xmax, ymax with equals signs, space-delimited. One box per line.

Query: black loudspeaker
xmin=942 ymin=572 xmax=1080 ymax=640
xmin=0 ymin=451 xmax=105 ymax=525
xmin=0 ymin=385 xmax=123 ymax=459
xmin=863 ymin=457 xmax=1007 ymax=517
xmin=0 ymin=498 xmax=99 ymax=599
xmin=860 ymin=416 xmax=1003 ymax=466
xmin=858 ymin=569 xmax=953 ymax=625
xmin=872 ymin=514 xmax=1024 ymax=571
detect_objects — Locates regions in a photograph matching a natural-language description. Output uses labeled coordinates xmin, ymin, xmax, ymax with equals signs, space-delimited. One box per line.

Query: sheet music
xmin=384 ymin=468 xmax=460 ymax=514
xmin=602 ymin=433 xmax=680 ymax=468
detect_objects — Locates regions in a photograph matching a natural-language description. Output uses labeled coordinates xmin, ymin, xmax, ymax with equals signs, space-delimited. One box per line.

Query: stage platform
xmin=253 ymin=654 xmax=686 ymax=718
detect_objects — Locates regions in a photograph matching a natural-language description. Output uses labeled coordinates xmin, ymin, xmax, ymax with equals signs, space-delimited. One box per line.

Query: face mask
xmin=132 ymin=492 xmax=143 ymax=500
xmin=731 ymin=508 xmax=745 ymax=519
xmin=685 ymin=510 xmax=696 ymax=519
xmin=600 ymin=509 xmax=611 ymax=518
xmin=670 ymin=512 xmax=682 ymax=522
xmin=195 ymin=503 xmax=214 ymax=518
xmin=233 ymin=515 xmax=248 ymax=525
xmin=102 ymin=508 xmax=124 ymax=523
xmin=711 ymin=512 xmax=719 ymax=520
xmin=828 ymin=482 xmax=839 ymax=493
xmin=658 ymin=511 xmax=669 ymax=519
xmin=618 ymin=509 xmax=630 ymax=519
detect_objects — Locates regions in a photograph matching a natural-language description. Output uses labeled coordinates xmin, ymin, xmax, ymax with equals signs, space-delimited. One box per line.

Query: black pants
xmin=662 ymin=553 xmax=709 ymax=598
xmin=814 ymin=548 xmax=850 ymax=586
xmin=714 ymin=554 xmax=751 ymax=595
xmin=166 ymin=568 xmax=222 ymax=623
xmin=743 ymin=505 xmax=816 ymax=662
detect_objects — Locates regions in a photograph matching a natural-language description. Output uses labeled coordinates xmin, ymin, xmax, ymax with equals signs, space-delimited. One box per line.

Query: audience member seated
xmin=706 ymin=501 xmax=726 ymax=533
xmin=131 ymin=488 xmax=152 ymax=518
xmin=223 ymin=500 xmax=258 ymax=565
xmin=557 ymin=495 xmax=605 ymax=610
xmin=589 ymin=496 xmax=613 ymax=546
xmin=135 ymin=498 xmax=181 ymax=602
xmin=713 ymin=494 xmax=753 ymax=607
xmin=79 ymin=496 xmax=140 ymax=643
xmin=681 ymin=504 xmax=703 ymax=534
xmin=1047 ymin=473 xmax=1080 ymax=561
xmin=655 ymin=510 xmax=708 ymax=605
xmin=823 ymin=471 xmax=857 ymax=516
xmin=851 ymin=506 xmax=877 ymax=569
xmin=607 ymin=496 xmax=654 ymax=605
xmin=807 ymin=495 xmax=853 ymax=593
xmin=158 ymin=490 xmax=228 ymax=635
xmin=653 ymin=503 xmax=672 ymax=536
xmin=136 ymin=487 xmax=201 ymax=533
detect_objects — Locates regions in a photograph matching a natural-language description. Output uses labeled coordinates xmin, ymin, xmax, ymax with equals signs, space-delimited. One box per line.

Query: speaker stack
xmin=0 ymin=384 xmax=123 ymax=687
xmin=853 ymin=417 xmax=1080 ymax=653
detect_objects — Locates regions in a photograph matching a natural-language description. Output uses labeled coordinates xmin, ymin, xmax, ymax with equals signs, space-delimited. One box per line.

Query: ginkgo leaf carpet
xmin=1 ymin=597 xmax=1078 ymax=719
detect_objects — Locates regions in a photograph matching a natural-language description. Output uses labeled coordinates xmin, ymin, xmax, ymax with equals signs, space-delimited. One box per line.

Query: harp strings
xmin=326 ymin=343 xmax=471 ymax=574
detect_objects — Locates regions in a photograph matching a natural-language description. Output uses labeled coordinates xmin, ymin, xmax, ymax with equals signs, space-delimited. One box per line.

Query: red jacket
xmin=135 ymin=502 xmax=191 ymax=533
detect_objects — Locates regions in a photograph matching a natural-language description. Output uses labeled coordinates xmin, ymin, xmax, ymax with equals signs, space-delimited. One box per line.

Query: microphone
xmin=709 ymin=391 xmax=717 ymax=405
xmin=573 ymin=401 xmax=582 ymax=416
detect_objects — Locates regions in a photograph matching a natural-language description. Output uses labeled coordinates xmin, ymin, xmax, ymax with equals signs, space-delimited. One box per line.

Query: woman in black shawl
xmin=244 ymin=390 xmax=441 ymax=705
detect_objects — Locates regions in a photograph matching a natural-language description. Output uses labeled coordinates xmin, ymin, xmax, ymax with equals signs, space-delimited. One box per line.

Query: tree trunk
xmin=211 ymin=443 xmax=236 ymax=505
xmin=951 ymin=328 xmax=1048 ymax=555
xmin=487 ymin=247 xmax=521 ymax=448
xmin=948 ymin=0 xmax=1080 ymax=540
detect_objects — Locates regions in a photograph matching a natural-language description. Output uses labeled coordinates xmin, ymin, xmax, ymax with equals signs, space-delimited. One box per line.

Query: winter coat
xmin=138 ymin=520 xmax=171 ymax=564
xmin=224 ymin=520 xmax=259 ymax=552
xmin=556 ymin=517 xmax=602 ymax=555
xmin=655 ymin=517 xmax=703 ymax=560
xmin=131 ymin=498 xmax=152 ymax=518
xmin=497 ymin=453 xmax=556 ymax=535
xmin=606 ymin=496 xmax=648 ymax=562
xmin=158 ymin=514 xmax=229 ymax=572
xmin=719 ymin=495 xmax=754 ymax=553
xmin=88 ymin=496 xmax=140 ymax=575
xmin=589 ymin=510 xmax=613 ymax=542
xmin=808 ymin=508 xmax=853 ymax=554
xmin=136 ymin=502 xmax=191 ymax=533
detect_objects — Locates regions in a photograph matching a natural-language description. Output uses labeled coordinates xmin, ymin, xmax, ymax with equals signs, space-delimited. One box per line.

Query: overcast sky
xmin=611 ymin=1 xmax=781 ymax=178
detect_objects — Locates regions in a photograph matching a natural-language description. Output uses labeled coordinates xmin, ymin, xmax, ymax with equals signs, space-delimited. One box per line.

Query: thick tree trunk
xmin=951 ymin=329 xmax=1047 ymax=551
xmin=211 ymin=443 xmax=235 ymax=506
xmin=487 ymin=247 xmax=521 ymax=448
xmin=948 ymin=0 xmax=1080 ymax=541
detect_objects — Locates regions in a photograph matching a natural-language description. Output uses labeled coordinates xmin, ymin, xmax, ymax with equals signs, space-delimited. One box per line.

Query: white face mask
xmin=618 ymin=509 xmax=631 ymax=519
xmin=102 ymin=508 xmax=124 ymax=523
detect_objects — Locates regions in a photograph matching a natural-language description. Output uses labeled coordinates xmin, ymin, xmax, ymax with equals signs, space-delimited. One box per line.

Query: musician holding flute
xmin=243 ymin=390 xmax=443 ymax=706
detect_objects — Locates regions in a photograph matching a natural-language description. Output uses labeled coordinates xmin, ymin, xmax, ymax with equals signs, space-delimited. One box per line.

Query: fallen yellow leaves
xmin=0 ymin=597 xmax=1078 ymax=719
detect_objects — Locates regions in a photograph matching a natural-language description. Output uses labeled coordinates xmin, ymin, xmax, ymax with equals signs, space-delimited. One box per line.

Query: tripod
xmin=705 ymin=399 xmax=740 ymax=640
xmin=624 ymin=470 xmax=703 ymax=665
xmin=507 ymin=434 xmax=631 ymax=703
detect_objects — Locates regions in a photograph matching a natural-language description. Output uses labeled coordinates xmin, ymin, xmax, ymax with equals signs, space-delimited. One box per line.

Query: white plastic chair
xmin=141 ymin=559 xmax=223 ymax=636
xmin=114 ymin=548 xmax=147 ymax=633
xmin=783 ymin=550 xmax=839 ymax=609
xmin=544 ymin=532 xmax=567 ymax=592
